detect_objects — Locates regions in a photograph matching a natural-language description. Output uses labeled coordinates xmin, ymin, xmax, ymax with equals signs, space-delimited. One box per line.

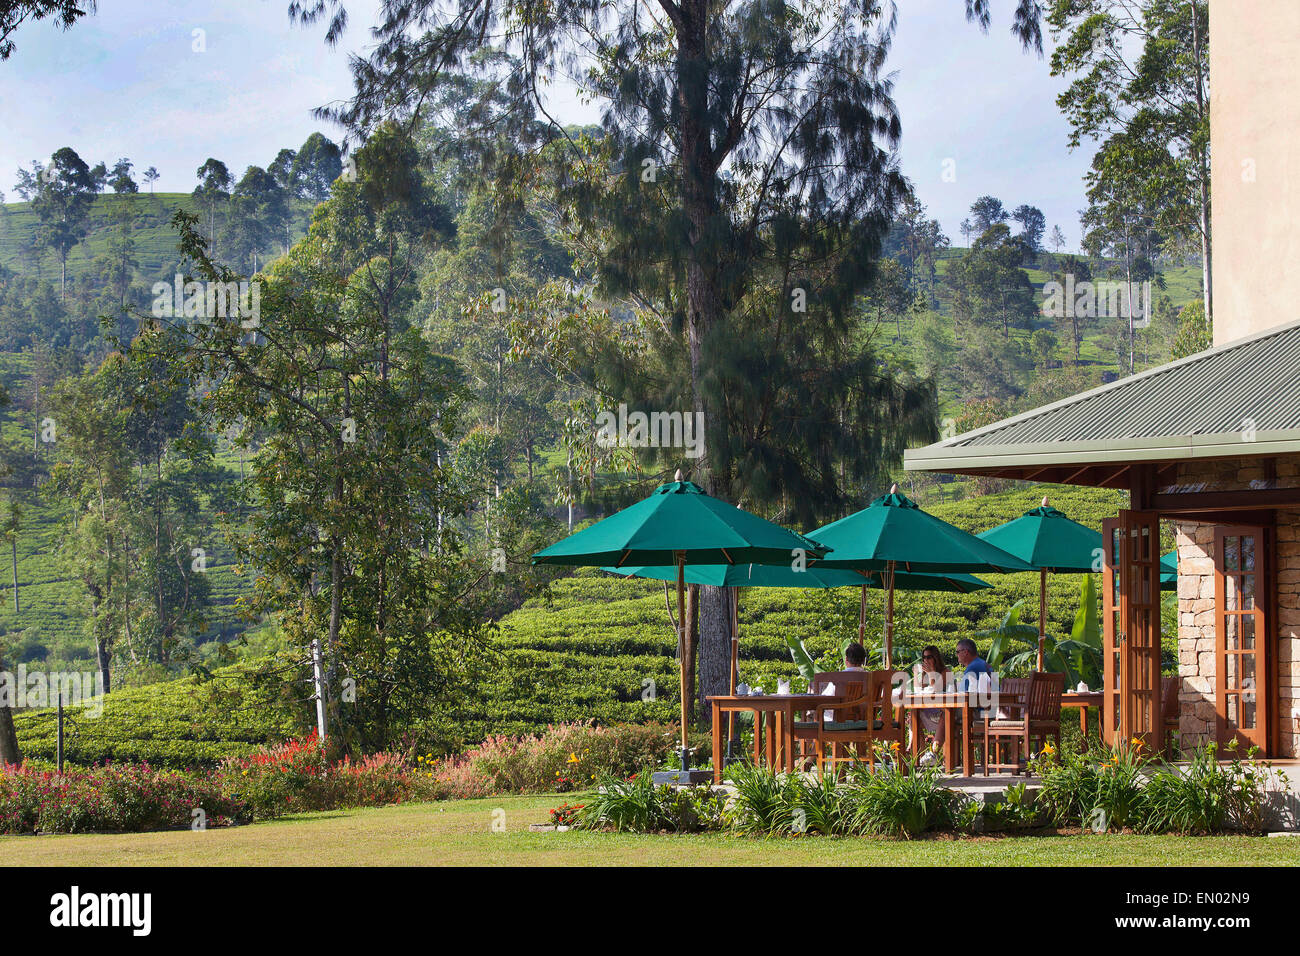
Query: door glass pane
xmin=1242 ymin=572 xmax=1255 ymax=610
xmin=1225 ymin=651 xmax=1237 ymax=686
xmin=1227 ymin=693 xmax=1239 ymax=726
xmin=1241 ymin=613 xmax=1255 ymax=650
xmin=1225 ymin=612 xmax=1238 ymax=649
xmin=1226 ymin=573 xmax=1239 ymax=612
xmin=1242 ymin=653 xmax=1256 ymax=682
xmin=1225 ymin=536 xmax=1239 ymax=571
xmin=1242 ymin=535 xmax=1256 ymax=572
xmin=1241 ymin=697 xmax=1256 ymax=729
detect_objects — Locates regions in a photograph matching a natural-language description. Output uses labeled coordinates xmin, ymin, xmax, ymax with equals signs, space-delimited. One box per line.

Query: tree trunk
xmin=677 ymin=2 xmax=735 ymax=719
xmin=95 ymin=634 xmax=111 ymax=697
xmin=0 ymin=705 xmax=20 ymax=767
xmin=1190 ymin=3 xmax=1213 ymax=328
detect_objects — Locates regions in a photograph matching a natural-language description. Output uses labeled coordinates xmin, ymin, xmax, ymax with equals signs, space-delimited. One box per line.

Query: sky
xmin=0 ymin=0 xmax=1095 ymax=250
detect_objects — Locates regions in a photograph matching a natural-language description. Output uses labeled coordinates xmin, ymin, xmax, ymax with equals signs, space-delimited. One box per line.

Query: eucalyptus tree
xmin=1048 ymin=0 xmax=1211 ymax=322
xmin=153 ymin=124 xmax=521 ymax=750
xmin=0 ymin=0 xmax=97 ymax=60
xmin=289 ymin=0 xmax=1044 ymax=716
xmin=31 ymin=147 xmax=96 ymax=299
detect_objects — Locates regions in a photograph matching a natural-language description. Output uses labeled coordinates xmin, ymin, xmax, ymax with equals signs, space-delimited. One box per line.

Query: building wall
xmin=1170 ymin=455 xmax=1300 ymax=757
xmin=1210 ymin=0 xmax=1300 ymax=346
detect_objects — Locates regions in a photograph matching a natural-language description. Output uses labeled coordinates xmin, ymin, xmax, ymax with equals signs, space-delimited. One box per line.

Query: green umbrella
xmin=977 ymin=497 xmax=1104 ymax=671
xmin=810 ymin=485 xmax=1033 ymax=665
xmin=1161 ymin=550 xmax=1178 ymax=591
xmin=534 ymin=472 xmax=828 ymax=769
xmin=603 ymin=562 xmax=990 ymax=591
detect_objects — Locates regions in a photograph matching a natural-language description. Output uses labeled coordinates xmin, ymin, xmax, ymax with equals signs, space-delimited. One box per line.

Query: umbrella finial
xmin=674 ymin=468 xmax=683 ymax=482
xmin=889 ymin=483 xmax=899 ymax=495
xmin=1041 ymin=496 xmax=1049 ymax=507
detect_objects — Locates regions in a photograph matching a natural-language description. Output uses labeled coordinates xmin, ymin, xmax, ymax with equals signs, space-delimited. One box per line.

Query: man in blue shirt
xmin=956 ymin=639 xmax=991 ymax=688
xmin=956 ymin=638 xmax=996 ymax=717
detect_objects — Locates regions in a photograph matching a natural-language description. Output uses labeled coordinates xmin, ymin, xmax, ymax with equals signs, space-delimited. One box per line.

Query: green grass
xmin=0 ymin=792 xmax=1289 ymax=866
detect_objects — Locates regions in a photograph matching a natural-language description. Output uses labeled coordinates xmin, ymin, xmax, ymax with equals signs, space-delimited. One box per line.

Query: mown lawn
xmin=0 ymin=794 xmax=1294 ymax=866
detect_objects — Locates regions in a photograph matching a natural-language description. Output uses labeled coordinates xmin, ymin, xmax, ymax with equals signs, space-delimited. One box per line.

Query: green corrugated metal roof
xmin=905 ymin=318 xmax=1300 ymax=473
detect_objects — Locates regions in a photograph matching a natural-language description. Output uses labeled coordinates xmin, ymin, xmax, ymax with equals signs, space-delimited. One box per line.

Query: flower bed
xmin=0 ymin=763 xmax=251 ymax=835
xmin=568 ymin=741 xmax=1284 ymax=839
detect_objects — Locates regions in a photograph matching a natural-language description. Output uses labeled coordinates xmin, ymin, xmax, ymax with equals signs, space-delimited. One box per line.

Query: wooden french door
xmin=1101 ymin=511 xmax=1162 ymax=749
xmin=1213 ymin=526 xmax=1271 ymax=750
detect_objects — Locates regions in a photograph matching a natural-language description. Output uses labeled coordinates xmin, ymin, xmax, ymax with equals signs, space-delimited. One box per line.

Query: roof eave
xmin=904 ymin=430 xmax=1300 ymax=474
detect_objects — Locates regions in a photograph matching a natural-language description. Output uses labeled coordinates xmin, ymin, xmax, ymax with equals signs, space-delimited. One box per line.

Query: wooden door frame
xmin=1101 ymin=510 xmax=1161 ymax=749
xmin=1212 ymin=525 xmax=1272 ymax=751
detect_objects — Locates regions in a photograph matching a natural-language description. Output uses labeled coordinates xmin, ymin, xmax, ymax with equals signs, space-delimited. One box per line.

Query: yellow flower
xmin=567 ymin=752 xmax=580 ymax=764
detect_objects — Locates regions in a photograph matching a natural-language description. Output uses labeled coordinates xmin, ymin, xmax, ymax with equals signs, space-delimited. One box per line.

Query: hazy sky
xmin=0 ymin=0 xmax=1094 ymax=249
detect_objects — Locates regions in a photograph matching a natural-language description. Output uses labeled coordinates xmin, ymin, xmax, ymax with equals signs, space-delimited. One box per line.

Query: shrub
xmin=578 ymin=773 xmax=726 ymax=833
xmin=728 ymin=763 xmax=802 ymax=836
xmin=979 ymin=781 xmax=1042 ymax=832
xmin=215 ymin=734 xmax=437 ymax=817
xmin=0 ymin=763 xmax=251 ymax=834
xmin=847 ymin=758 xmax=958 ymax=838
xmin=1137 ymin=741 xmax=1279 ymax=835
xmin=432 ymin=721 xmax=673 ymax=797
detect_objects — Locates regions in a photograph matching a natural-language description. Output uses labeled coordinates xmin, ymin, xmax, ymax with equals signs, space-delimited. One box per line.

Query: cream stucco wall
xmin=1210 ymin=0 xmax=1300 ymax=346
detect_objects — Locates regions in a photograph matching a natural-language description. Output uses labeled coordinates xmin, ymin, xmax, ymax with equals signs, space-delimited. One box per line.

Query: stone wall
xmin=1169 ymin=454 xmax=1300 ymax=757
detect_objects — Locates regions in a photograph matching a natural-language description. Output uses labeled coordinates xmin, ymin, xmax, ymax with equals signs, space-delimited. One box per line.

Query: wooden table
xmin=1061 ymin=690 xmax=1104 ymax=745
xmin=897 ymin=691 xmax=979 ymax=777
xmin=707 ymin=694 xmax=845 ymax=784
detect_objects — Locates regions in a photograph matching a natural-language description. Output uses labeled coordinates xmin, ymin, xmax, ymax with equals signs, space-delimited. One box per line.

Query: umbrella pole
xmin=728 ymin=587 xmax=739 ymax=756
xmin=857 ymin=582 xmax=868 ymax=646
xmin=676 ymin=554 xmax=689 ymax=771
xmin=884 ymin=561 xmax=895 ymax=668
xmin=1038 ymin=568 xmax=1048 ymax=672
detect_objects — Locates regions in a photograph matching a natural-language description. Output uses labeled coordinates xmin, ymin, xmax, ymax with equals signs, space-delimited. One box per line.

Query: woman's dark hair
xmin=845 ymin=642 xmax=867 ymax=667
xmin=920 ymin=645 xmax=948 ymax=675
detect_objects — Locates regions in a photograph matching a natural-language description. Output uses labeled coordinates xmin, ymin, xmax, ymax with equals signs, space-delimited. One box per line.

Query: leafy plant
xmin=982 ymin=578 xmax=1103 ymax=688
xmin=728 ymin=763 xmax=800 ymax=836
xmin=846 ymin=757 xmax=957 ymax=839
xmin=578 ymin=774 xmax=724 ymax=833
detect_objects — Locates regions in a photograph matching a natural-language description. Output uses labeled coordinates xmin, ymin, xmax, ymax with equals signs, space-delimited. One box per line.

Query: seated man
xmin=822 ymin=641 xmax=868 ymax=721
xmin=955 ymin=638 xmax=992 ymax=693
xmin=956 ymin=638 xmax=998 ymax=729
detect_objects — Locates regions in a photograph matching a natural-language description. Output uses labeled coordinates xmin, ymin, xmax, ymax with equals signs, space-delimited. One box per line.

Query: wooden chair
xmin=1161 ymin=676 xmax=1181 ymax=758
xmin=982 ymin=671 xmax=1064 ymax=776
xmin=794 ymin=670 xmax=904 ymax=775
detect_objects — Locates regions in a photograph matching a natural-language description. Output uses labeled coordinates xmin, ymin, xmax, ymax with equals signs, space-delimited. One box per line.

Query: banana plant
xmin=977 ymin=600 xmax=1041 ymax=674
xmin=1054 ymin=573 xmax=1103 ymax=689
xmin=980 ymin=577 xmax=1104 ymax=688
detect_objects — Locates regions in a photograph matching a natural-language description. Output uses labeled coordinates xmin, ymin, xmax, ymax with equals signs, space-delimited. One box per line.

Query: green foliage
xmin=845 ymin=758 xmax=959 ymax=839
xmin=579 ymin=775 xmax=726 ymax=834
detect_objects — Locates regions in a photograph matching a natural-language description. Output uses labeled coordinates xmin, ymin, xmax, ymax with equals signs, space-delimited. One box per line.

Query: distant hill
xmin=0 ymin=191 xmax=315 ymax=284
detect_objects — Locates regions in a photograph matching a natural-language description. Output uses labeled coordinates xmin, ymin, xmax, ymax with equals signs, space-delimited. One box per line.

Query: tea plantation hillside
xmin=13 ymin=658 xmax=302 ymax=769
xmin=0 ymin=350 xmax=257 ymax=671
xmin=448 ymin=484 xmax=1136 ymax=740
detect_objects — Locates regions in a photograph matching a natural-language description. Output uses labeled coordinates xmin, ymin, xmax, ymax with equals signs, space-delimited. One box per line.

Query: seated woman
xmin=914 ymin=645 xmax=948 ymax=767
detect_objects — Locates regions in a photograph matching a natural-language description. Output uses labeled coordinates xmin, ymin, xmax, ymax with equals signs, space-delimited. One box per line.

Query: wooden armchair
xmin=982 ymin=671 xmax=1065 ymax=776
xmin=794 ymin=670 xmax=904 ymax=775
